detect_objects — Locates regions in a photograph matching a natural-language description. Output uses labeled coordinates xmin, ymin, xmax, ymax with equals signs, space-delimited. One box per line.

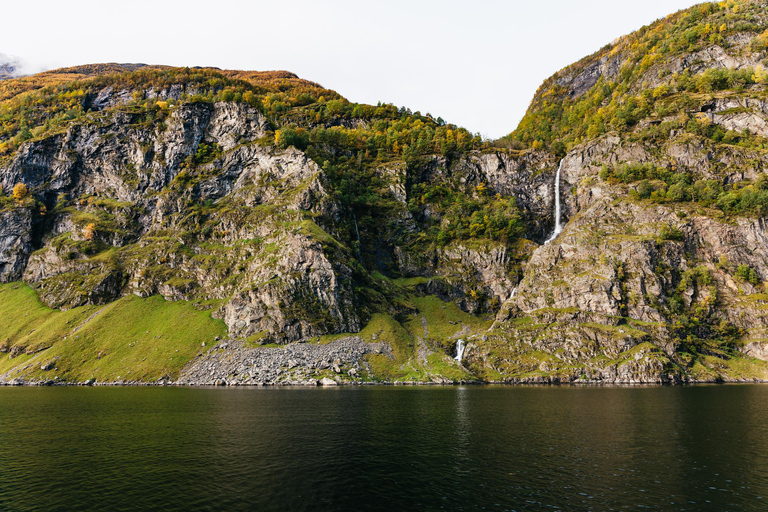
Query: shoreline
xmin=2 ymin=377 xmax=767 ymax=387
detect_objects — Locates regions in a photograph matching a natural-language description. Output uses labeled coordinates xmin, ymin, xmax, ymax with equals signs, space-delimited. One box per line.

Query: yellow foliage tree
xmin=12 ymin=183 xmax=28 ymax=202
xmin=753 ymin=65 xmax=768 ymax=84
xmin=83 ymin=223 xmax=97 ymax=241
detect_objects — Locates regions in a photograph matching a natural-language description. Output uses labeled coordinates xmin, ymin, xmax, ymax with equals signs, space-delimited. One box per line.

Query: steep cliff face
xmin=0 ymin=95 xmax=367 ymax=343
xmin=0 ymin=73 xmax=545 ymax=355
xmin=4 ymin=0 xmax=768 ymax=385
xmin=450 ymin=0 xmax=768 ymax=384
xmin=0 ymin=208 xmax=31 ymax=281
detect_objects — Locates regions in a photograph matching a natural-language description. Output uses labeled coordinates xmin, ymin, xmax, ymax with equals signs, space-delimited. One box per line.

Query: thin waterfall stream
xmin=454 ymin=339 xmax=466 ymax=362
xmin=545 ymin=159 xmax=564 ymax=243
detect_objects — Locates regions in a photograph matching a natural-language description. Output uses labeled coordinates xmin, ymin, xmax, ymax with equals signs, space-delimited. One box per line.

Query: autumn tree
xmin=83 ymin=223 xmax=97 ymax=241
xmin=12 ymin=183 xmax=28 ymax=202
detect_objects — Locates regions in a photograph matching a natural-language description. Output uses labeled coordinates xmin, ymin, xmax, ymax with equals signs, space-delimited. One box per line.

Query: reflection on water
xmin=1 ymin=385 xmax=767 ymax=511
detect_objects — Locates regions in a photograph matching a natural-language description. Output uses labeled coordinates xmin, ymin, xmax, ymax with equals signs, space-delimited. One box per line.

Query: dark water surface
xmin=1 ymin=385 xmax=767 ymax=511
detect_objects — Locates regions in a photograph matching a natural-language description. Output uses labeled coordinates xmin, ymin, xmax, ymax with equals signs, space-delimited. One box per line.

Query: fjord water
xmin=1 ymin=386 xmax=767 ymax=511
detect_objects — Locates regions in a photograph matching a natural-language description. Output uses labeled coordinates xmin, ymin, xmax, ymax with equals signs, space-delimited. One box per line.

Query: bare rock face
xmin=220 ymin=231 xmax=361 ymax=342
xmin=517 ymin=143 xmax=768 ymax=326
xmin=0 ymin=91 xmax=354 ymax=341
xmin=744 ymin=341 xmax=768 ymax=362
xmin=699 ymin=97 xmax=768 ymax=139
xmin=479 ymin=127 xmax=768 ymax=381
xmin=204 ymin=102 xmax=267 ymax=150
xmin=0 ymin=97 xmax=267 ymax=204
xmin=0 ymin=208 xmax=32 ymax=282
xmin=554 ymin=52 xmax=625 ymax=98
xmin=510 ymin=198 xmax=682 ymax=322
xmin=454 ymin=151 xmax=559 ymax=241
xmin=435 ymin=242 xmax=521 ymax=309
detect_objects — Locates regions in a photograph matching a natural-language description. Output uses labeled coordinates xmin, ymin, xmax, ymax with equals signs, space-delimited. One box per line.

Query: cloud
xmin=0 ymin=53 xmax=47 ymax=78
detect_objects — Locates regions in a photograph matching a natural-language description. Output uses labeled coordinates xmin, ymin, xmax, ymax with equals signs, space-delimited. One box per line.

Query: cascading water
xmin=454 ymin=339 xmax=466 ymax=362
xmin=545 ymin=160 xmax=564 ymax=243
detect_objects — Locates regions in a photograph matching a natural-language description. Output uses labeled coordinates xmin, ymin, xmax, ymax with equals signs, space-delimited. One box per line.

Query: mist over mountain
xmin=0 ymin=53 xmax=46 ymax=80
xmin=0 ymin=54 xmax=22 ymax=80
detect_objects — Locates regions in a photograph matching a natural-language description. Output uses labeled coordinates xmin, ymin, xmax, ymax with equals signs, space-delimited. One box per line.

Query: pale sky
xmin=1 ymin=0 xmax=702 ymax=138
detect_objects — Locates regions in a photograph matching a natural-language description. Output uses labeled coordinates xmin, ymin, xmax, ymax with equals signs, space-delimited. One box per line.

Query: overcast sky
xmin=1 ymin=0 xmax=703 ymax=138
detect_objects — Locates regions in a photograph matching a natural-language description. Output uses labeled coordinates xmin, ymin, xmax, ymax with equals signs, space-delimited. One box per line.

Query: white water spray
xmin=510 ymin=287 xmax=517 ymax=299
xmin=454 ymin=339 xmax=466 ymax=362
xmin=545 ymin=160 xmax=564 ymax=243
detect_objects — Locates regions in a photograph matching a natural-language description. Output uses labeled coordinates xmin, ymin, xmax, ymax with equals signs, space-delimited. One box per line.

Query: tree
xmin=753 ymin=65 xmax=768 ymax=85
xmin=12 ymin=183 xmax=28 ymax=202
xmin=83 ymin=223 xmax=97 ymax=241
xmin=550 ymin=141 xmax=567 ymax=158
xmin=735 ymin=264 xmax=759 ymax=285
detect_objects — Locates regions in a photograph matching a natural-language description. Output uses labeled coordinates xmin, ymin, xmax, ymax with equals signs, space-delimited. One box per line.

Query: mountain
xmin=3 ymin=1 xmax=768 ymax=385
xmin=0 ymin=55 xmax=22 ymax=80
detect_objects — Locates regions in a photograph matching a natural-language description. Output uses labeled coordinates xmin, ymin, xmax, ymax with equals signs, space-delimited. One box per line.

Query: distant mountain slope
xmin=3 ymin=1 xmax=768 ymax=385
xmin=0 ymin=55 xmax=21 ymax=80
xmin=505 ymin=0 xmax=768 ymax=151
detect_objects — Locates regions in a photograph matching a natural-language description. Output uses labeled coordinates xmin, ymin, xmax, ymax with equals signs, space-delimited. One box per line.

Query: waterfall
xmin=510 ymin=287 xmax=517 ymax=299
xmin=454 ymin=339 xmax=466 ymax=362
xmin=545 ymin=160 xmax=564 ymax=243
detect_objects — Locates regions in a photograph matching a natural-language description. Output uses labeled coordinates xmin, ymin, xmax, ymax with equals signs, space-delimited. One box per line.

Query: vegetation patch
xmin=0 ymin=283 xmax=226 ymax=382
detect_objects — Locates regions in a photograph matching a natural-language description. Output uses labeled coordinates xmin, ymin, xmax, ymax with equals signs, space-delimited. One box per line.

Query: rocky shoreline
xmin=4 ymin=334 xmax=767 ymax=387
xmin=2 ymin=376 xmax=765 ymax=387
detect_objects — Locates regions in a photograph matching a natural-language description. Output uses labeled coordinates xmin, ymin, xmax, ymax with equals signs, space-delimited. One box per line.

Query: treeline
xmin=0 ymin=67 xmax=341 ymax=156
xmin=277 ymin=117 xmax=479 ymax=160
xmin=0 ymin=65 xmax=483 ymax=162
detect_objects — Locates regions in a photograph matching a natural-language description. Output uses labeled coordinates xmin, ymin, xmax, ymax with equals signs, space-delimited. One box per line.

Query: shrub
xmin=735 ymin=264 xmax=760 ymax=285
xmin=659 ymin=224 xmax=684 ymax=241
xmin=636 ymin=180 xmax=653 ymax=199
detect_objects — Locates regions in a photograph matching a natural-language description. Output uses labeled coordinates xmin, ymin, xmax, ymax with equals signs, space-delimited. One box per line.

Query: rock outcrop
xmin=6 ymin=2 xmax=768 ymax=384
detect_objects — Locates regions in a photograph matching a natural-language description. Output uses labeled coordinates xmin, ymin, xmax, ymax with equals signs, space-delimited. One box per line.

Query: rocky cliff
xmin=4 ymin=1 xmax=768 ymax=385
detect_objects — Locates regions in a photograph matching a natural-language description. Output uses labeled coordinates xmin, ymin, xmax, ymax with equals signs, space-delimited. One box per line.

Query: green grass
xmin=359 ymin=296 xmax=491 ymax=381
xmin=297 ymin=219 xmax=347 ymax=250
xmin=404 ymin=296 xmax=492 ymax=340
xmin=0 ymin=283 xmax=227 ymax=382
xmin=716 ymin=354 xmax=768 ymax=381
xmin=391 ymin=276 xmax=431 ymax=288
xmin=8 ymin=282 xmax=762 ymax=384
xmin=0 ymin=283 xmax=100 ymax=355
xmin=305 ymin=295 xmax=492 ymax=382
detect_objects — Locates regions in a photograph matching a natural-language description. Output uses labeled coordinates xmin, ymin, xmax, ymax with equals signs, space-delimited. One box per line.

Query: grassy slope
xmin=0 ymin=283 xmax=227 ymax=382
xmin=1 ymin=281 xmax=491 ymax=384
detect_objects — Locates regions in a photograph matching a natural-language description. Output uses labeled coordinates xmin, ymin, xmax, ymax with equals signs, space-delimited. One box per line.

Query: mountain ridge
xmin=3 ymin=0 xmax=768 ymax=385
